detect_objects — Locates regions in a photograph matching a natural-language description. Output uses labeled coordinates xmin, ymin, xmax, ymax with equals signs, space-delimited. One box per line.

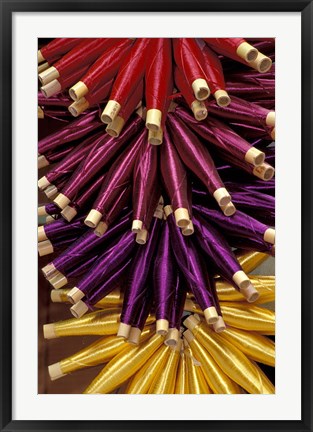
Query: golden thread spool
xmin=250 ymin=360 xmax=275 ymax=394
xmin=148 ymin=341 xmax=182 ymax=394
xmin=174 ymin=353 xmax=189 ymax=394
xmin=184 ymin=347 xmax=211 ymax=394
xmin=191 ymin=321 xmax=274 ymax=394
xmin=219 ymin=326 xmax=275 ymax=367
xmin=50 ymin=327 xmax=155 ymax=380
xmin=184 ymin=332 xmax=241 ymax=394
xmin=83 ymin=334 xmax=164 ymax=394
xmin=126 ymin=344 xmax=171 ymax=394
xmin=44 ymin=309 xmax=121 ymax=338
xmin=235 ymin=251 xmax=269 ymax=274
xmin=216 ymin=276 xmax=275 ymax=304
xmin=93 ymin=289 xmax=124 ymax=308
xmin=220 ymin=302 xmax=275 ymax=334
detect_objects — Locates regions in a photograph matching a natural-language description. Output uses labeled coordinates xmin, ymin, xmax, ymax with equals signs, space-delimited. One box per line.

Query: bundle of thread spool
xmin=38 ymin=37 xmax=275 ymax=394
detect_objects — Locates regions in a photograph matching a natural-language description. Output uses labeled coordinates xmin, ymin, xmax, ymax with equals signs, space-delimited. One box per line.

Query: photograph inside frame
xmin=37 ymin=37 xmax=275 ymax=395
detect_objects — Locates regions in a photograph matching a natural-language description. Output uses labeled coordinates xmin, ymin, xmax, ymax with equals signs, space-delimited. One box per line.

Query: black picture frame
xmin=1 ymin=1 xmax=312 ymax=431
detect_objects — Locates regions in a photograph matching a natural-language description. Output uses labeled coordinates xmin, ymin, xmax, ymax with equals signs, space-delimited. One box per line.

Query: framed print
xmin=1 ymin=1 xmax=312 ymax=431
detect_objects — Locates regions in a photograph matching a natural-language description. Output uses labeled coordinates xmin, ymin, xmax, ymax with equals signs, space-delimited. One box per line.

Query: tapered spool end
xmin=68 ymin=98 xmax=89 ymax=117
xmin=69 ymin=81 xmax=89 ymax=101
xmin=182 ymin=220 xmax=194 ymax=236
xmin=42 ymin=263 xmax=57 ymax=280
xmin=213 ymin=187 xmax=231 ymax=207
xmin=38 ymin=50 xmax=45 ymax=64
xmin=38 ymin=226 xmax=47 ymax=242
xmin=128 ymin=327 xmax=142 ymax=345
xmin=43 ymin=323 xmax=56 ymax=339
xmin=85 ymin=209 xmax=102 ymax=228
xmin=94 ymin=221 xmax=109 ymax=237
xmin=41 ymin=80 xmax=62 ymax=98
xmin=148 ymin=128 xmax=163 ymax=145
xmin=183 ymin=329 xmax=195 ymax=344
xmin=136 ymin=229 xmax=148 ymax=245
xmin=67 ymin=287 xmax=84 ymax=304
xmin=61 ymin=205 xmax=77 ymax=222
xmin=38 ymin=66 xmax=59 ymax=86
xmin=233 ymin=270 xmax=252 ymax=291
xmin=271 ymin=127 xmax=275 ymax=140
xmin=240 ymin=283 xmax=260 ymax=303
xmin=253 ymin=163 xmax=275 ymax=181
xmin=70 ymin=300 xmax=89 ymax=318
xmin=214 ymin=90 xmax=231 ymax=107
xmin=191 ymin=78 xmax=210 ymax=101
xmin=132 ymin=219 xmax=143 ymax=233
xmin=44 ymin=185 xmax=58 ymax=199
xmin=38 ymin=155 xmax=49 ymax=169
xmin=38 ymin=62 xmax=49 ymax=74
xmin=236 ymin=42 xmax=258 ymax=62
xmin=38 ymin=176 xmax=51 ymax=190
xmin=245 ymin=147 xmax=265 ymax=166
xmin=221 ymin=201 xmax=236 ymax=217
xmin=38 ymin=240 xmax=53 ymax=257
xmin=204 ymin=306 xmax=219 ymax=324
xmin=154 ymin=203 xmax=164 ymax=220
xmin=164 ymin=205 xmax=173 ymax=217
xmin=213 ymin=316 xmax=226 ymax=333
xmin=184 ymin=314 xmax=201 ymax=331
xmin=250 ymin=53 xmax=272 ymax=73
xmin=38 ymin=206 xmax=47 ymax=216
xmin=156 ymin=319 xmax=169 ymax=336
xmin=48 ymin=362 xmax=66 ymax=381
xmin=146 ymin=108 xmax=162 ymax=131
xmin=117 ymin=322 xmax=131 ymax=339
xmin=38 ymin=106 xmax=44 ymax=119
xmin=165 ymin=328 xmax=180 ymax=346
xmin=54 ymin=193 xmax=71 ymax=210
xmin=50 ymin=273 xmax=68 ymax=290
xmin=174 ymin=208 xmax=190 ymax=228
xmin=191 ymin=100 xmax=208 ymax=121
xmin=101 ymin=100 xmax=121 ymax=124
xmin=266 ymin=111 xmax=275 ymax=127
xmin=106 ymin=116 xmax=125 ymax=137
xmin=264 ymin=228 xmax=275 ymax=244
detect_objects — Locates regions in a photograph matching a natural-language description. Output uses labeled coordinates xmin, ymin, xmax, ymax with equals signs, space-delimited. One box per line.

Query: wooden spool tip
xmin=250 ymin=52 xmax=272 ymax=73
xmin=221 ymin=201 xmax=236 ymax=217
xmin=43 ymin=323 xmax=56 ymax=339
xmin=245 ymin=147 xmax=265 ymax=167
xmin=38 ymin=176 xmax=51 ymax=190
xmin=38 ymin=66 xmax=59 ymax=86
xmin=132 ymin=219 xmax=143 ymax=233
xmin=94 ymin=221 xmax=109 ymax=237
xmin=48 ymin=362 xmax=66 ymax=381
xmin=68 ymin=98 xmax=89 ymax=117
xmin=136 ymin=229 xmax=148 ymax=245
xmin=41 ymin=263 xmax=57 ymax=279
xmin=44 ymin=185 xmax=58 ymax=199
xmin=213 ymin=316 xmax=226 ymax=333
xmin=38 ymin=240 xmax=53 ymax=257
xmin=183 ymin=329 xmax=195 ymax=344
xmin=41 ymin=80 xmax=62 ymax=98
xmin=264 ymin=228 xmax=275 ymax=244
xmin=192 ymin=78 xmax=210 ymax=101
xmin=69 ymin=81 xmax=89 ymax=101
xmin=38 ymin=155 xmax=49 ymax=169
xmin=117 ymin=322 xmax=131 ymax=339
xmin=174 ymin=208 xmax=190 ymax=228
xmin=182 ymin=220 xmax=194 ymax=236
xmin=240 ymin=284 xmax=260 ymax=303
xmin=70 ymin=300 xmax=88 ymax=318
xmin=233 ymin=270 xmax=251 ymax=291
xmin=156 ymin=319 xmax=169 ymax=336
xmin=101 ymin=100 xmax=121 ymax=124
xmin=165 ymin=328 xmax=180 ymax=346
xmin=85 ymin=209 xmax=102 ymax=228
xmin=236 ymin=41 xmax=258 ymax=62
xmin=164 ymin=205 xmax=173 ymax=217
xmin=266 ymin=111 xmax=275 ymax=127
xmin=204 ymin=306 xmax=219 ymax=324
xmin=214 ymin=89 xmax=231 ymax=107
xmin=61 ymin=205 xmax=77 ymax=222
xmin=183 ymin=314 xmax=201 ymax=331
xmin=253 ymin=163 xmax=275 ymax=181
xmin=213 ymin=187 xmax=231 ymax=207
xmin=37 ymin=50 xmax=45 ymax=64
xmin=191 ymin=100 xmax=208 ymax=121
xmin=54 ymin=193 xmax=71 ymax=210
xmin=50 ymin=273 xmax=68 ymax=290
xmin=67 ymin=287 xmax=84 ymax=304
xmin=38 ymin=226 xmax=47 ymax=242
xmin=127 ymin=327 xmax=142 ymax=345
xmin=146 ymin=108 xmax=162 ymax=132
xmin=148 ymin=128 xmax=163 ymax=145
xmin=106 ymin=116 xmax=125 ymax=138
